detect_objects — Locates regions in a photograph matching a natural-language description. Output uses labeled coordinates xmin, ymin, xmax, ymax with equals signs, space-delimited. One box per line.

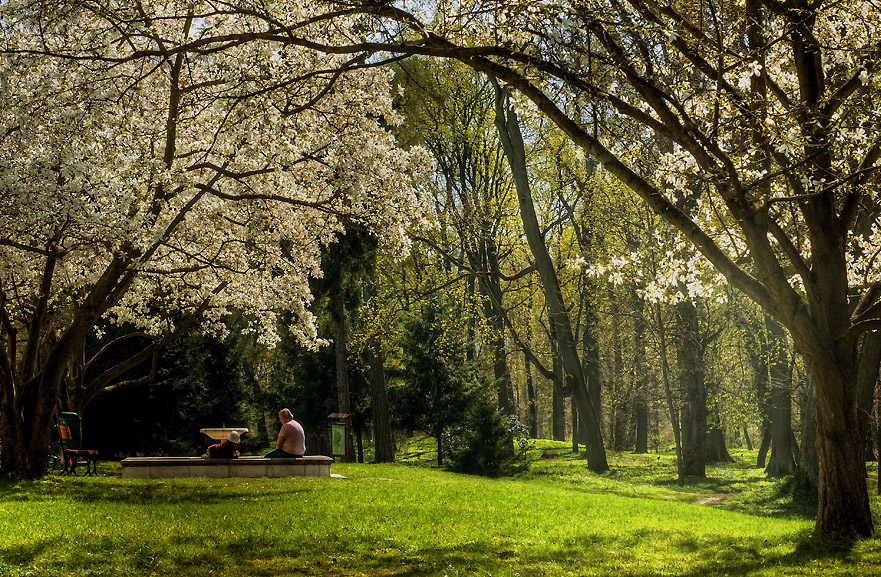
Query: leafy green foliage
xmin=390 ymin=296 xmax=476 ymax=452
xmin=443 ymin=388 xmax=532 ymax=477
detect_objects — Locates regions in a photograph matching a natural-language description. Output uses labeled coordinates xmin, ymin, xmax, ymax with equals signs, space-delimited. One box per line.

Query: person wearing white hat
xmin=202 ymin=430 xmax=241 ymax=458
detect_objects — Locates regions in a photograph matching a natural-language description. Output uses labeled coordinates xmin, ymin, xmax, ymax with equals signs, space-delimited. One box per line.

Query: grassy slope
xmin=1 ymin=440 xmax=879 ymax=576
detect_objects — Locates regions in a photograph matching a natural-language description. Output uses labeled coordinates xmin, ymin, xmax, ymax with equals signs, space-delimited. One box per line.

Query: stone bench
xmin=120 ymin=455 xmax=333 ymax=479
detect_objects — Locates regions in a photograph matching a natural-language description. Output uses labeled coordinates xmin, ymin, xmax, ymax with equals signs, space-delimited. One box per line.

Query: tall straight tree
xmin=362 ymin=277 xmax=395 ymax=463
xmin=491 ymin=80 xmax=608 ymax=472
xmin=764 ymin=315 xmax=796 ymax=475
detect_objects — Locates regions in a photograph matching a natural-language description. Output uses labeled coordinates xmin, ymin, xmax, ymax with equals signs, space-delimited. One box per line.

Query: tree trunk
xmin=856 ymin=331 xmax=881 ymax=461
xmin=355 ymin=416 xmax=364 ymax=463
xmin=794 ymin=373 xmax=819 ymax=493
xmin=330 ymin=247 xmax=353 ymax=463
xmin=876 ymin=391 xmax=881 ymax=495
xmin=525 ymin=350 xmax=538 ymax=438
xmin=812 ymin=363 xmax=872 ymax=536
xmin=0 ymin=392 xmax=57 ymax=479
xmin=491 ymin=78 xmax=607 ymax=471
xmin=765 ymin=316 xmax=795 ymax=475
xmin=655 ymin=302 xmax=684 ymax=486
xmin=583 ymin=284 xmax=603 ymax=441
xmin=367 ymin=336 xmax=395 ymax=463
xmin=552 ymin=356 xmax=566 ymax=441
xmin=676 ymin=300 xmax=706 ymax=478
xmin=757 ymin=433 xmax=771 ymax=469
xmin=705 ymin=426 xmax=734 ymax=463
xmin=1 ymin=309 xmax=102 ymax=478
xmin=610 ymin=321 xmax=628 ymax=451
xmin=634 ymin=402 xmax=649 ymax=454
xmin=435 ymin=428 xmax=444 ymax=468
xmin=484 ymin=243 xmax=515 ymax=415
xmin=746 ymin=314 xmax=773 ymax=469
xmin=468 ymin=232 xmax=515 ymax=415
xmin=742 ymin=425 xmax=753 ymax=451
xmin=363 ymin=279 xmax=395 ymax=463
xmin=632 ymin=291 xmax=648 ymax=454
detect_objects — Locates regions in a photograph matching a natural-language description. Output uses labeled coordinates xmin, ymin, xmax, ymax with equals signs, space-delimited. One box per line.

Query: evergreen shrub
xmin=443 ymin=391 xmax=532 ymax=477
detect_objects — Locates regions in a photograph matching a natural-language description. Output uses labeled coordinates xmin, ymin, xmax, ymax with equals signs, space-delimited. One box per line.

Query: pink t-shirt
xmin=279 ymin=419 xmax=306 ymax=456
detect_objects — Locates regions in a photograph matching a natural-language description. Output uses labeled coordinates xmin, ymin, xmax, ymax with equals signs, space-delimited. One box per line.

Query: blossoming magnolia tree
xmin=234 ymin=0 xmax=881 ymax=536
xmin=0 ymin=1 xmax=428 ymax=478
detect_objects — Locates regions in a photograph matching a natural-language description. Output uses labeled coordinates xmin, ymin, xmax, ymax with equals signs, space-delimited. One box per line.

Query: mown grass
xmin=1 ymin=440 xmax=879 ymax=576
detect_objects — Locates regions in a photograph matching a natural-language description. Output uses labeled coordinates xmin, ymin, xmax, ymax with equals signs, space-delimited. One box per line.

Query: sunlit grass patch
xmin=1 ymin=443 xmax=880 ymax=576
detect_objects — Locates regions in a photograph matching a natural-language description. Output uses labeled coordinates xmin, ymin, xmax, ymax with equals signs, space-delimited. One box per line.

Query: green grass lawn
xmin=1 ymin=441 xmax=880 ymax=576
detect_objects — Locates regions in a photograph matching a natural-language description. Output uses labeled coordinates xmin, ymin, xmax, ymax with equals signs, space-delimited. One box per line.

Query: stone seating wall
xmin=120 ymin=455 xmax=333 ymax=479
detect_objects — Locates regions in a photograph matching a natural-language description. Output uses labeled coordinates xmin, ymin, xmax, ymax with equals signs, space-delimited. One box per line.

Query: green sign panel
xmin=332 ymin=423 xmax=346 ymax=456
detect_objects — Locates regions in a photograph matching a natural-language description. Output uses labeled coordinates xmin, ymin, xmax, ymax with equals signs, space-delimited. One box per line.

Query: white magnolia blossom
xmin=575 ymin=235 xmax=729 ymax=305
xmin=0 ymin=1 xmax=431 ymax=350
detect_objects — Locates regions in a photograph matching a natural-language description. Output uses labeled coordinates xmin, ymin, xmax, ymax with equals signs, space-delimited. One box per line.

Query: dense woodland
xmin=2 ymin=0 xmax=880 ymax=539
xmin=84 ymin=60 xmax=854 ymax=486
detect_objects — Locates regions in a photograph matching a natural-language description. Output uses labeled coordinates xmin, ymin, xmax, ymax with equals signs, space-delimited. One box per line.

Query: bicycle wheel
xmin=48 ymin=442 xmax=65 ymax=472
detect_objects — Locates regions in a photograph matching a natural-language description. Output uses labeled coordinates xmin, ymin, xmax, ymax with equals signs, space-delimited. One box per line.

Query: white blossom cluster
xmin=849 ymin=224 xmax=881 ymax=289
xmin=573 ymin=233 xmax=729 ymax=305
xmin=0 ymin=1 xmax=431 ymax=351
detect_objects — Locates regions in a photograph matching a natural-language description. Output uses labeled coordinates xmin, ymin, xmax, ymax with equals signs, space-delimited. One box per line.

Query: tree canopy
xmin=0 ymin=1 xmax=428 ymax=478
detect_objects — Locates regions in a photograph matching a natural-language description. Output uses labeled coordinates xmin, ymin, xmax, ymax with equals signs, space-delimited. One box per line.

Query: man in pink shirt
xmin=265 ymin=408 xmax=306 ymax=458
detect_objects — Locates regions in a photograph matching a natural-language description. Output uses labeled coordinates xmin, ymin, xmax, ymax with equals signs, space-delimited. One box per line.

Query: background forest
xmin=79 ymin=59 xmax=875 ymax=489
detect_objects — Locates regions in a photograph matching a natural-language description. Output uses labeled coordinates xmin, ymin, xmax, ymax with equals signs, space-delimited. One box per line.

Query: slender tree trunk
xmin=330 ymin=247 xmax=353 ymax=462
xmin=525 ymin=350 xmax=538 ymax=438
xmin=633 ymin=292 xmax=648 ymax=454
xmin=765 ymin=316 xmax=795 ymax=474
xmin=331 ymin=281 xmax=351 ymax=414
xmin=676 ymin=300 xmax=706 ymax=478
xmin=749 ymin=319 xmax=772 ymax=469
xmin=876 ymin=391 xmax=881 ymax=495
xmin=485 ymin=242 xmax=515 ymax=415
xmin=757 ymin=434 xmax=772 ymax=469
xmin=552 ymin=356 xmax=566 ymax=441
xmin=656 ymin=302 xmax=684 ymax=486
xmin=583 ymin=284 xmax=603 ymax=440
xmin=610 ymin=321 xmax=627 ymax=450
xmin=634 ymin=403 xmax=649 ymax=454
xmin=491 ymin=78 xmax=607 ymax=471
xmin=856 ymin=331 xmax=881 ymax=461
xmin=435 ymin=428 xmax=444 ymax=468
xmin=743 ymin=425 xmax=753 ymax=451
xmin=363 ymin=279 xmax=394 ymax=463
xmin=355 ymin=417 xmax=364 ymax=463
xmin=794 ymin=374 xmax=819 ymax=493
xmin=469 ymin=236 xmax=514 ymax=414
xmin=367 ymin=337 xmax=395 ymax=463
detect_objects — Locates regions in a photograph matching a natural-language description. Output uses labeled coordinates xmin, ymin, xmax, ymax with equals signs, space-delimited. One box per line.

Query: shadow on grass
xmin=508 ymin=528 xmax=864 ymax=577
xmin=0 ymin=524 xmax=868 ymax=577
xmin=0 ymin=476 xmax=308 ymax=506
xmin=527 ymin=452 xmax=818 ymax=522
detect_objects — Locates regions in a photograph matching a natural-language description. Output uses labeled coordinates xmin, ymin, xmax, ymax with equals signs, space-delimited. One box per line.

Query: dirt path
xmin=695 ymin=493 xmax=735 ymax=506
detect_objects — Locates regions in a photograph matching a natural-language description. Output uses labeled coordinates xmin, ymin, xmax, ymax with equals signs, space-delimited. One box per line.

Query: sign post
xmin=328 ymin=413 xmax=352 ymax=462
